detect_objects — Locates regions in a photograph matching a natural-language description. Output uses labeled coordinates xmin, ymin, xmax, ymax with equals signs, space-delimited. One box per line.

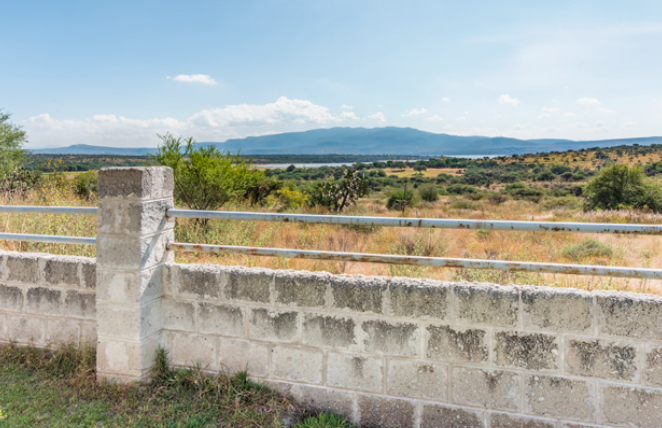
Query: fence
xmin=2 ymin=166 xmax=662 ymax=428
xmin=2 ymin=200 xmax=662 ymax=280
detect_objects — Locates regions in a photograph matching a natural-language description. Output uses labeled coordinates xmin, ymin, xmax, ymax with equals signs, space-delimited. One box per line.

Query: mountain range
xmin=30 ymin=127 xmax=662 ymax=156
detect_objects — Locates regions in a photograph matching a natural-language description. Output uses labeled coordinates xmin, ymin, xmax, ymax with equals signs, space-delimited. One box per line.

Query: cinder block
xmin=275 ymin=270 xmax=328 ymax=308
xmin=521 ymin=286 xmax=593 ymax=333
xmin=358 ymin=395 xmax=415 ymax=428
xmin=526 ymin=375 xmax=596 ymax=422
xmin=600 ymin=384 xmax=662 ymax=428
xmin=96 ymin=300 xmax=162 ymax=340
xmin=97 ymin=333 xmax=162 ymax=379
xmin=47 ymin=318 xmax=80 ymax=344
xmin=0 ymin=284 xmax=23 ymax=311
xmin=362 ymin=319 xmax=419 ymax=357
xmin=43 ymin=257 xmax=79 ymax=286
xmin=494 ymin=331 xmax=558 ymax=371
xmin=453 ymin=367 xmax=521 ymax=411
xmin=420 ymin=403 xmax=484 ymax=428
xmin=8 ymin=315 xmax=46 ymax=345
xmin=327 ymin=351 xmax=383 ymax=393
xmin=489 ymin=412 xmax=555 ymax=428
xmin=80 ymin=258 xmax=96 ymax=289
xmin=643 ymin=346 xmax=662 ymax=387
xmin=302 ymin=313 xmax=357 ymax=349
xmin=65 ymin=290 xmax=96 ymax=319
xmin=98 ymin=166 xmax=173 ymax=200
xmin=218 ymin=338 xmax=270 ymax=377
xmin=225 ymin=268 xmax=272 ymax=303
xmin=97 ymin=199 xmax=174 ymax=235
xmin=290 ymin=384 xmax=355 ymax=422
xmin=427 ymin=325 xmax=488 ymax=363
xmin=173 ymin=264 xmax=222 ymax=299
xmin=98 ymin=266 xmax=161 ymax=305
xmin=6 ymin=253 xmax=40 ymax=284
xmin=596 ymin=291 xmax=662 ymax=340
xmin=331 ymin=274 xmax=386 ymax=314
xmin=81 ymin=321 xmax=97 ymax=345
xmin=388 ymin=277 xmax=450 ymax=321
xmin=249 ymin=308 xmax=299 ymax=343
xmin=96 ymin=231 xmax=173 ymax=271
xmin=170 ymin=332 xmax=218 ymax=371
xmin=0 ymin=313 xmax=7 ymax=341
xmin=162 ymin=298 xmax=196 ymax=332
xmin=272 ymin=345 xmax=323 ymax=384
xmin=387 ymin=358 xmax=447 ymax=400
xmin=565 ymin=338 xmax=637 ymax=381
xmin=454 ymin=283 xmax=519 ymax=328
xmin=26 ymin=287 xmax=62 ymax=316
xmin=198 ymin=302 xmax=244 ymax=337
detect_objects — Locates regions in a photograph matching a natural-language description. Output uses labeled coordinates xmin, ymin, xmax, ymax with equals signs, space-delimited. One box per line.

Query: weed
xmin=295 ymin=413 xmax=357 ymax=428
xmin=562 ymin=238 xmax=613 ymax=261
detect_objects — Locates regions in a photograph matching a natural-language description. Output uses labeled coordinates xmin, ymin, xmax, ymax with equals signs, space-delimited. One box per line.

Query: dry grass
xmin=383 ymin=167 xmax=463 ymax=178
xmin=1 ymin=180 xmax=661 ymax=295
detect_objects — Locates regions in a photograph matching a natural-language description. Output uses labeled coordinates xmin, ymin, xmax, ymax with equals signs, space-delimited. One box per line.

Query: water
xmin=254 ymin=155 xmax=502 ymax=169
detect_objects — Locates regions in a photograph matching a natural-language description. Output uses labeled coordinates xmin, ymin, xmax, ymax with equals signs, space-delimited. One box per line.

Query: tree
xmin=584 ymin=163 xmax=662 ymax=212
xmin=413 ymin=164 xmax=427 ymax=173
xmin=308 ymin=168 xmax=369 ymax=212
xmin=152 ymin=133 xmax=265 ymax=213
xmin=0 ymin=111 xmax=40 ymax=197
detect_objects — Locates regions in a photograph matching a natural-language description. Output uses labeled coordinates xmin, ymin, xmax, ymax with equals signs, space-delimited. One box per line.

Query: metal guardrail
xmin=1 ymin=205 xmax=661 ymax=279
xmin=167 ymin=209 xmax=662 ymax=280
xmin=0 ymin=206 xmax=97 ymax=246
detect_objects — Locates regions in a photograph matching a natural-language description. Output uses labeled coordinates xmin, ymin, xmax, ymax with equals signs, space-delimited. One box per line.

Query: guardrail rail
xmin=1 ymin=204 xmax=660 ymax=279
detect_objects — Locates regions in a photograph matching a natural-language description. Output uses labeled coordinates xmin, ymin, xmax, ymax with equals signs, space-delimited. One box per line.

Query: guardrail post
xmin=95 ymin=167 xmax=174 ymax=382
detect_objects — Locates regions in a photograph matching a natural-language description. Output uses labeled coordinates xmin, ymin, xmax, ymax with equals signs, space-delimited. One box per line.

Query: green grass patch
xmin=0 ymin=344 xmax=297 ymax=427
xmin=562 ymin=238 xmax=613 ymax=261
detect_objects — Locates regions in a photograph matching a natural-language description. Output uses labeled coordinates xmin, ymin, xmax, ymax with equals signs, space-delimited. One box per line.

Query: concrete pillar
xmin=95 ymin=167 xmax=174 ymax=382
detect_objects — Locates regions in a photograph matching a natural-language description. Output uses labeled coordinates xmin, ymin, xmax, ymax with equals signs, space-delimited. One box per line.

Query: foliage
xmin=308 ymin=168 xmax=369 ymax=212
xmin=74 ymin=170 xmax=98 ymax=199
xmin=446 ymin=183 xmax=478 ymax=195
xmin=244 ymin=176 xmax=283 ymax=205
xmin=418 ymin=184 xmax=439 ymax=202
xmin=0 ymin=111 xmax=40 ymax=197
xmin=386 ymin=178 xmax=417 ymax=212
xmin=152 ymin=133 xmax=265 ymax=211
xmin=294 ymin=413 xmax=357 ymax=428
xmin=584 ymin=164 xmax=662 ymax=212
xmin=266 ymin=187 xmax=308 ymax=210
xmin=562 ymin=238 xmax=613 ymax=261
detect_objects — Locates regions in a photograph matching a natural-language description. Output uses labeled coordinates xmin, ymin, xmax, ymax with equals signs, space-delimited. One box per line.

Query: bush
xmin=508 ymin=186 xmax=545 ymax=203
xmin=387 ymin=188 xmax=416 ymax=211
xmin=307 ymin=168 xmax=369 ymax=212
xmin=74 ymin=170 xmax=98 ymax=199
xmin=562 ymin=238 xmax=612 ymax=261
xmin=584 ymin=164 xmax=662 ymax=212
xmin=446 ymin=184 xmax=478 ymax=195
xmin=418 ymin=184 xmax=439 ymax=202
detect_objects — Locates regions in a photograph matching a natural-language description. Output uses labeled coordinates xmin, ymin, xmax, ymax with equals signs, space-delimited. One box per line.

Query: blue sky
xmin=2 ymin=0 xmax=661 ymax=148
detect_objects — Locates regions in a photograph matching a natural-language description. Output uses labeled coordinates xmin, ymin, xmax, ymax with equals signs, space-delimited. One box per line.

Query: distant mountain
xmin=31 ymin=127 xmax=662 ymax=156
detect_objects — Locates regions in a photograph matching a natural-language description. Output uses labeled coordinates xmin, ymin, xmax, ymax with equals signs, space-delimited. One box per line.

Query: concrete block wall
xmin=0 ymin=251 xmax=96 ymax=347
xmin=161 ymin=263 xmax=662 ymax=428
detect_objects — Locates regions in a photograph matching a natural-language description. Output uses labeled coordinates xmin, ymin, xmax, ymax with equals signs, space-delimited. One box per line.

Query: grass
xmin=0 ymin=343 xmax=354 ymax=428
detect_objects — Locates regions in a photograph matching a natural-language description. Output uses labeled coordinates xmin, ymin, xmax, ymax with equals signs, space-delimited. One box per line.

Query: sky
xmin=2 ymin=0 xmax=662 ymax=149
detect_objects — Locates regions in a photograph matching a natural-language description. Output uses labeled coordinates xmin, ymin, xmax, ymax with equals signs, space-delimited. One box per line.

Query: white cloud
xmin=426 ymin=115 xmax=444 ymax=122
xmin=622 ymin=122 xmax=638 ymax=130
xmin=494 ymin=115 xmax=501 ymax=119
xmin=171 ymin=74 xmax=217 ymax=85
xmin=576 ymin=98 xmax=601 ymax=105
xmin=367 ymin=112 xmax=386 ymax=123
xmin=538 ymin=114 xmax=551 ymax=119
xmin=442 ymin=97 xmax=450 ymax=102
xmin=499 ymin=94 xmax=520 ymax=105
xmin=341 ymin=104 xmax=354 ymax=110
xmin=401 ymin=108 xmax=428 ymax=117
xmin=596 ymin=107 xmax=616 ymax=114
xmin=456 ymin=117 xmax=466 ymax=121
xmin=340 ymin=111 xmax=359 ymax=120
xmin=564 ymin=112 xmax=576 ymax=117
xmin=541 ymin=107 xmax=560 ymax=113
xmin=24 ymin=97 xmax=344 ymax=147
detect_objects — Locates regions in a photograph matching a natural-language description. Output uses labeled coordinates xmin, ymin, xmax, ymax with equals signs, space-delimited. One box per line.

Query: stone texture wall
xmin=0 ymin=250 xmax=96 ymax=347
xmin=161 ymin=262 xmax=662 ymax=428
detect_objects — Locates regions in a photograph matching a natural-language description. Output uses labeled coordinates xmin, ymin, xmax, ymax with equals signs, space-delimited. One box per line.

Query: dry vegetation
xmin=2 ymin=170 xmax=662 ymax=296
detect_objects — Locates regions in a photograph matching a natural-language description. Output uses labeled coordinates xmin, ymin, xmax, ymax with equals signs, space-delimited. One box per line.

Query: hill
xmin=31 ymin=127 xmax=662 ymax=156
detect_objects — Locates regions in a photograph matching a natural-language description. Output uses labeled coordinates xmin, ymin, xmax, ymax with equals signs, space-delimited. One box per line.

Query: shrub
xmin=509 ymin=186 xmax=545 ymax=203
xmin=584 ymin=163 xmax=662 ymax=212
xmin=489 ymin=193 xmax=509 ymax=205
xmin=562 ymin=238 xmax=612 ymax=261
xmin=74 ymin=170 xmax=98 ymax=199
xmin=387 ymin=188 xmax=416 ymax=211
xmin=307 ymin=168 xmax=369 ymax=212
xmin=446 ymin=184 xmax=478 ymax=195
xmin=418 ymin=184 xmax=439 ymax=202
